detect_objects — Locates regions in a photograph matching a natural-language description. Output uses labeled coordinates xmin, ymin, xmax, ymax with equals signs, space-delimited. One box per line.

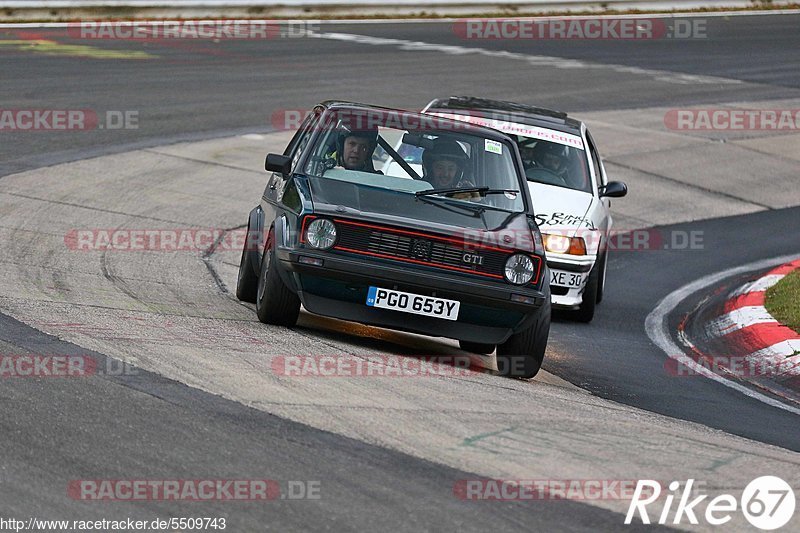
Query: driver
xmin=332 ymin=125 xmax=380 ymax=172
xmin=530 ymin=141 xmax=568 ymax=178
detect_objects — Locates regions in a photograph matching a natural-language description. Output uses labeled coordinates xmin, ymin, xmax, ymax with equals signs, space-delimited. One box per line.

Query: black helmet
xmin=335 ymin=124 xmax=379 ymax=168
xmin=531 ymin=141 xmax=566 ymax=170
xmin=422 ymin=138 xmax=468 ymax=180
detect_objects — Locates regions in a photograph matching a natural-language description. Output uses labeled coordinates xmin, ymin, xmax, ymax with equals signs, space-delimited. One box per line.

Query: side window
xmin=283 ymin=111 xmax=320 ymax=172
xmin=585 ymin=133 xmax=605 ymax=190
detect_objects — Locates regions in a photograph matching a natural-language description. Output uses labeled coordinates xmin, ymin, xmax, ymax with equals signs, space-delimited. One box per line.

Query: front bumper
xmin=547 ymin=254 xmax=596 ymax=309
xmin=276 ymin=247 xmax=548 ymax=344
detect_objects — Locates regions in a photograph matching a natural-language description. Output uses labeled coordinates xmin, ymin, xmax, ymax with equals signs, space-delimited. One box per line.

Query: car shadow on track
xmin=291 ymin=309 xmax=496 ymax=373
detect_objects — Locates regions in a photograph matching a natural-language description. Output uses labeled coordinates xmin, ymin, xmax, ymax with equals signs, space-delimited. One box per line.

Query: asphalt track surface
xmin=1 ymin=13 xmax=799 ymax=531
xmin=2 ymin=14 xmax=800 ymax=175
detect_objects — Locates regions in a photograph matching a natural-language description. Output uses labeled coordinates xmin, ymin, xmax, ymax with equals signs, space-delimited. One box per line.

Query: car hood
xmin=527 ymin=182 xmax=597 ymax=237
xmin=306 ymin=175 xmax=527 ymax=235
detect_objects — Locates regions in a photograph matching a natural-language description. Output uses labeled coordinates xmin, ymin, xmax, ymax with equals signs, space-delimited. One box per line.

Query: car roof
xmin=425 ymin=96 xmax=584 ymax=136
xmin=316 ymin=100 xmax=518 ymax=143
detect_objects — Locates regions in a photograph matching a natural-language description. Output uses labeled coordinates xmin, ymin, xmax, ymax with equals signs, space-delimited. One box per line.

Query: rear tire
xmin=458 ymin=341 xmax=495 ymax=355
xmin=255 ymin=232 xmax=300 ymax=327
xmin=496 ymin=296 xmax=550 ymax=379
xmin=235 ymin=222 xmax=258 ymax=303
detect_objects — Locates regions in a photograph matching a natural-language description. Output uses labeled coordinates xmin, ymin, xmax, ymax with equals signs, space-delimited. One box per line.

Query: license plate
xmin=366 ymin=287 xmax=460 ymax=321
xmin=550 ymin=269 xmax=584 ymax=288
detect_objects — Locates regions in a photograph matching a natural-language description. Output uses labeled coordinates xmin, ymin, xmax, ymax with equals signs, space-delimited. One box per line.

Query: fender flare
xmin=246 ymin=206 xmax=265 ymax=278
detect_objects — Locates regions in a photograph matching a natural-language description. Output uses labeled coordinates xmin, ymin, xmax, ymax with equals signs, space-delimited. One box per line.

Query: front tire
xmin=496 ymin=296 xmax=550 ymax=379
xmin=595 ymin=250 xmax=608 ymax=304
xmin=255 ymin=232 xmax=300 ymax=327
xmin=235 ymin=222 xmax=258 ymax=303
xmin=573 ymin=262 xmax=599 ymax=323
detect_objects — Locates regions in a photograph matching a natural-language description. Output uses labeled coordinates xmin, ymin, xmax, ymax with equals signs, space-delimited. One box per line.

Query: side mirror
xmin=600 ymin=181 xmax=627 ymax=198
xmin=265 ymin=153 xmax=292 ymax=175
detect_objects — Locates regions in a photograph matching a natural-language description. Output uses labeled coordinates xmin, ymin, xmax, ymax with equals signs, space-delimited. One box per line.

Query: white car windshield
xmin=425 ymin=110 xmax=593 ymax=193
xmin=517 ymin=136 xmax=593 ymax=193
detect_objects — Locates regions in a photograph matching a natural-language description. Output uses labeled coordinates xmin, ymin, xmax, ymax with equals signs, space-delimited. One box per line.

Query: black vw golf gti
xmin=236 ymin=102 xmax=551 ymax=378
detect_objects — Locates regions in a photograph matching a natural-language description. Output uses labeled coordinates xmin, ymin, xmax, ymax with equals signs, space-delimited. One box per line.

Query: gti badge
xmin=462 ymin=253 xmax=484 ymax=266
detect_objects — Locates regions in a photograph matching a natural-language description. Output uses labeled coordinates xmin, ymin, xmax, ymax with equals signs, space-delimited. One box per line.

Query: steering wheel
xmin=526 ymin=167 xmax=568 ymax=187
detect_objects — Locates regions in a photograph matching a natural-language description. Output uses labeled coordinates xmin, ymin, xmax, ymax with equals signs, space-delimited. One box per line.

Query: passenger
xmin=519 ymin=141 xmax=538 ymax=169
xmin=422 ymin=138 xmax=477 ymax=199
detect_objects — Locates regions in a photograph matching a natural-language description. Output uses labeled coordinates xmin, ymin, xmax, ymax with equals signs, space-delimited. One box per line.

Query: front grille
xmin=332 ymin=219 xmax=509 ymax=280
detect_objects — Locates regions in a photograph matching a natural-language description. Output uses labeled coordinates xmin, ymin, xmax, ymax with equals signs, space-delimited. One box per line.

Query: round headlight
xmin=543 ymin=233 xmax=571 ymax=254
xmin=306 ymin=218 xmax=337 ymax=250
xmin=504 ymin=254 xmax=535 ymax=285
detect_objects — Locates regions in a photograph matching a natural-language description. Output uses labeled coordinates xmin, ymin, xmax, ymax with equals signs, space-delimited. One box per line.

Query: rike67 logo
xmin=625 ymin=477 xmax=795 ymax=530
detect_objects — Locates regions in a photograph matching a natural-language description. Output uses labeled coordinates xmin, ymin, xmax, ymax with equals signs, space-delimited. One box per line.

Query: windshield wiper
xmin=415 ymin=193 xmax=485 ymax=218
xmin=415 ymin=187 xmax=519 ymax=197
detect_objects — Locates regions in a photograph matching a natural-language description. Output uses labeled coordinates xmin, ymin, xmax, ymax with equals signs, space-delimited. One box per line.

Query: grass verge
xmin=765 ymin=268 xmax=800 ymax=334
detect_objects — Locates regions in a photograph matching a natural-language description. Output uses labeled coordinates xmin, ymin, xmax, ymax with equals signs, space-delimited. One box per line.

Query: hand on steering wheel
xmin=526 ymin=167 xmax=568 ymax=187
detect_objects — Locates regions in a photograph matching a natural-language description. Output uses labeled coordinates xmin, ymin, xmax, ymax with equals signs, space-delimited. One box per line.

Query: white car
xmin=423 ymin=97 xmax=627 ymax=322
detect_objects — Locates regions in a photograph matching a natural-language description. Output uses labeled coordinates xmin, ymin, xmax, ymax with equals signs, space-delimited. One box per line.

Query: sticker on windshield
xmin=431 ymin=112 xmax=585 ymax=150
xmin=484 ymin=139 xmax=503 ymax=154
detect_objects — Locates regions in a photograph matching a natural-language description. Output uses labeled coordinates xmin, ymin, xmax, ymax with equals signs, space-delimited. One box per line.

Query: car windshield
xmin=424 ymin=111 xmax=592 ymax=193
xmin=300 ymin=109 xmax=525 ymax=228
xmin=517 ymin=136 xmax=592 ymax=193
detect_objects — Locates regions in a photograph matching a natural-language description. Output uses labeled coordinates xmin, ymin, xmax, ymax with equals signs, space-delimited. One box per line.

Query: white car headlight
xmin=542 ymin=233 xmax=587 ymax=255
xmin=504 ymin=254 xmax=535 ymax=285
xmin=306 ymin=218 xmax=337 ymax=250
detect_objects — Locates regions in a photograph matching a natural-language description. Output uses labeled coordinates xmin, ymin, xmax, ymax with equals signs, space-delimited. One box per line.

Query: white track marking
xmin=706 ymin=306 xmax=778 ymax=337
xmin=311 ymin=31 xmax=743 ymax=85
xmin=745 ymin=340 xmax=800 ymax=376
xmin=0 ymin=14 xmax=783 ymax=86
xmin=729 ymin=274 xmax=785 ymax=296
xmin=749 ymin=339 xmax=800 ymax=359
xmin=645 ymin=253 xmax=800 ymax=415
